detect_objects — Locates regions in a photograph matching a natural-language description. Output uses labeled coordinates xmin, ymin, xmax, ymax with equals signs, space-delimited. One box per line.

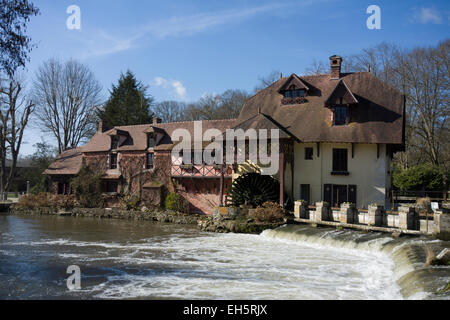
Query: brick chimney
xmin=329 ymin=55 xmax=343 ymax=80
xmin=153 ymin=117 xmax=162 ymax=124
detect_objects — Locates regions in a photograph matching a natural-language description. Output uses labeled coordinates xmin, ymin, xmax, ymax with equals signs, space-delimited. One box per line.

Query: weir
xmin=293 ymin=201 xmax=450 ymax=238
xmin=263 ymin=224 xmax=450 ymax=299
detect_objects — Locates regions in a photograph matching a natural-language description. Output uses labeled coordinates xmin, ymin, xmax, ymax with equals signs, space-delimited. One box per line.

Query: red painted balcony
xmin=171 ymin=164 xmax=233 ymax=178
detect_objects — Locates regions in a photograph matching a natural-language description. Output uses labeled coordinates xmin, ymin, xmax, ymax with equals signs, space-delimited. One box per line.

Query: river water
xmin=0 ymin=215 xmax=448 ymax=300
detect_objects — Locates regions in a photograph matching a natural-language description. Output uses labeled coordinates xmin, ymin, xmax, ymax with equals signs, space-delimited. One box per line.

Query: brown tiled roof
xmin=43 ymin=147 xmax=83 ymax=176
xmin=235 ymin=72 xmax=405 ymax=145
xmin=83 ymin=119 xmax=237 ymax=152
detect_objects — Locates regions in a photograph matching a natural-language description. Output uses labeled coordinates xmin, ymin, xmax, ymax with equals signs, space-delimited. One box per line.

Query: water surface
xmin=0 ymin=215 xmax=440 ymax=300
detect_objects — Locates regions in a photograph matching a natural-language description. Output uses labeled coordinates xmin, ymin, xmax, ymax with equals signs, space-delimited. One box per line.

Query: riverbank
xmin=9 ymin=206 xmax=286 ymax=234
xmin=10 ymin=206 xmax=201 ymax=225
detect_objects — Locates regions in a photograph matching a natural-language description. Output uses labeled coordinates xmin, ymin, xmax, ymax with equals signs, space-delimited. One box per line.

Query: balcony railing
xmin=171 ymin=164 xmax=233 ymax=178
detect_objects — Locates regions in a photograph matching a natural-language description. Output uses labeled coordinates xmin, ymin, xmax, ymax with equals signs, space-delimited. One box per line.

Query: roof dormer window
xmin=147 ymin=133 xmax=156 ymax=148
xmin=279 ymin=74 xmax=309 ymax=105
xmin=284 ymin=89 xmax=305 ymax=99
xmin=111 ymin=136 xmax=119 ymax=150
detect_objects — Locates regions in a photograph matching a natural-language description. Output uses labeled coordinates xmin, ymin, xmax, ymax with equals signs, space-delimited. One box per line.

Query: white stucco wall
xmin=292 ymin=143 xmax=390 ymax=208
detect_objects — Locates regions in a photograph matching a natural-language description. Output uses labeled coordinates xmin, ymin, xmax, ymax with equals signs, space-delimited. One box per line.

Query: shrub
xmin=71 ymin=166 xmax=104 ymax=208
xmin=165 ymin=192 xmax=189 ymax=213
xmin=120 ymin=194 xmax=140 ymax=211
xmin=251 ymin=201 xmax=286 ymax=223
xmin=17 ymin=193 xmax=75 ymax=210
xmin=393 ymin=164 xmax=447 ymax=191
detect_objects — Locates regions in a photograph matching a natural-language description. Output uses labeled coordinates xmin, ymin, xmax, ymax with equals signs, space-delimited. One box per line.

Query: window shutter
xmin=348 ymin=185 xmax=357 ymax=204
xmin=324 ymin=184 xmax=332 ymax=204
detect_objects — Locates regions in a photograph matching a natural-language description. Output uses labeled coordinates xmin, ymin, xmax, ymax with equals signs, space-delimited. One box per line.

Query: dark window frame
xmin=333 ymin=105 xmax=348 ymax=126
xmin=111 ymin=135 xmax=119 ymax=150
xmin=332 ymin=148 xmax=348 ymax=174
xmin=147 ymin=133 xmax=156 ymax=148
xmin=105 ymin=181 xmax=118 ymax=193
xmin=110 ymin=153 xmax=118 ymax=170
xmin=146 ymin=152 xmax=154 ymax=170
xmin=305 ymin=147 xmax=314 ymax=160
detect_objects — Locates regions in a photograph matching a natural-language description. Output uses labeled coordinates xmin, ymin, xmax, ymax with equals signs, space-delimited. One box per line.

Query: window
xmin=300 ymin=184 xmax=310 ymax=203
xmin=110 ymin=153 xmax=118 ymax=169
xmin=111 ymin=136 xmax=119 ymax=150
xmin=334 ymin=106 xmax=347 ymax=125
xmin=105 ymin=181 xmax=118 ymax=193
xmin=284 ymin=89 xmax=305 ymax=99
xmin=332 ymin=148 xmax=348 ymax=173
xmin=147 ymin=133 xmax=156 ymax=148
xmin=305 ymin=147 xmax=313 ymax=160
xmin=148 ymin=153 xmax=155 ymax=169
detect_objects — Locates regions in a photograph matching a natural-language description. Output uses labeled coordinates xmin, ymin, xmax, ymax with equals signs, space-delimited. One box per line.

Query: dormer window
xmin=111 ymin=136 xmax=119 ymax=150
xmin=279 ymin=74 xmax=309 ymax=105
xmin=284 ymin=89 xmax=306 ymax=99
xmin=147 ymin=133 xmax=156 ymax=148
xmin=334 ymin=105 xmax=348 ymax=125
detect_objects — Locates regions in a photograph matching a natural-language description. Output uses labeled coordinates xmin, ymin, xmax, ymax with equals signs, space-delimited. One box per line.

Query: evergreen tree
xmin=98 ymin=70 xmax=154 ymax=128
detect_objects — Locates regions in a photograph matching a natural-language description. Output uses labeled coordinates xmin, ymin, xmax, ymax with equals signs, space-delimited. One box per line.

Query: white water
xmin=39 ymin=230 xmax=403 ymax=300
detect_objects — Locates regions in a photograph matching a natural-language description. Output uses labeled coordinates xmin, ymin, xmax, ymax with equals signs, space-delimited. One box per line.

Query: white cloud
xmin=412 ymin=7 xmax=443 ymax=24
xmin=154 ymin=77 xmax=187 ymax=99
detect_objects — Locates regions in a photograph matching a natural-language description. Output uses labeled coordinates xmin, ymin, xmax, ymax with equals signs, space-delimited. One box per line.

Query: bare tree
xmin=344 ymin=41 xmax=449 ymax=169
xmin=0 ymin=74 xmax=34 ymax=196
xmin=253 ymin=70 xmax=281 ymax=93
xmin=304 ymin=59 xmax=328 ymax=75
xmin=32 ymin=58 xmax=102 ymax=154
xmin=153 ymin=100 xmax=186 ymax=123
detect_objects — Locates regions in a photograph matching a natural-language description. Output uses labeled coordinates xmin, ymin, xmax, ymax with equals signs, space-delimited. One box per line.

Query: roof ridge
xmin=115 ymin=118 xmax=237 ymax=129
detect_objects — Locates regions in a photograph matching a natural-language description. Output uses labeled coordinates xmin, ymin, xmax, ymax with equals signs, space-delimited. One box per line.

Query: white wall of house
xmin=292 ymin=142 xmax=391 ymax=208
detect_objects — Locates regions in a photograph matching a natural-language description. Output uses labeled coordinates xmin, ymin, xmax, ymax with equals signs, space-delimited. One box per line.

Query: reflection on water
xmin=0 ymin=215 xmax=446 ymax=300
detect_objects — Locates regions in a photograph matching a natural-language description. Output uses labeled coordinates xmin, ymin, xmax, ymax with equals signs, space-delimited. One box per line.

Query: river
xmin=0 ymin=215 xmax=448 ymax=300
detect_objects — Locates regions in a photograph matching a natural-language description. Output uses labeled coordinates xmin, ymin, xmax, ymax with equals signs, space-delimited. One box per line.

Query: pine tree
xmin=98 ymin=70 xmax=154 ymax=128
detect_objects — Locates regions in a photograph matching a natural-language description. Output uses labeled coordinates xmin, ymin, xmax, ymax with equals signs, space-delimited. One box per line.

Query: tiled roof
xmin=43 ymin=147 xmax=83 ymax=176
xmin=83 ymin=119 xmax=237 ymax=152
xmin=235 ymin=72 xmax=405 ymax=145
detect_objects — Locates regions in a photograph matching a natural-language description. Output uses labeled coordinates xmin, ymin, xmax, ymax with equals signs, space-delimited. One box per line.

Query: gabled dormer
xmin=143 ymin=122 xmax=165 ymax=150
xmin=325 ymin=80 xmax=358 ymax=126
xmin=107 ymin=128 xmax=129 ymax=150
xmin=278 ymin=74 xmax=310 ymax=105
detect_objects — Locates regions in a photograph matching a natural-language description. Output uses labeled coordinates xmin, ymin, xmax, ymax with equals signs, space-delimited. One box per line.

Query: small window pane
xmin=110 ymin=154 xmax=118 ymax=169
xmin=335 ymin=106 xmax=347 ymax=125
xmin=147 ymin=153 xmax=154 ymax=169
xmin=305 ymin=148 xmax=313 ymax=160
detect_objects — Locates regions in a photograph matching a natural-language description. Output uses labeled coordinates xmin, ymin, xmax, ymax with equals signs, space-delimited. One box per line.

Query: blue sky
xmin=19 ymin=0 xmax=450 ymax=155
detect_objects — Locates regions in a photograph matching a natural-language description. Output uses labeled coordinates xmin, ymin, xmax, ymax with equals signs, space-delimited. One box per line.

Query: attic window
xmin=147 ymin=133 xmax=156 ymax=148
xmin=334 ymin=105 xmax=348 ymax=126
xmin=111 ymin=136 xmax=119 ymax=150
xmin=284 ymin=89 xmax=305 ymax=99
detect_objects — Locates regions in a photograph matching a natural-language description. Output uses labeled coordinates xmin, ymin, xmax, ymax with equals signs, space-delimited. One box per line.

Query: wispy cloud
xmin=141 ymin=3 xmax=282 ymax=39
xmin=411 ymin=7 xmax=443 ymax=24
xmin=77 ymin=2 xmax=299 ymax=58
xmin=154 ymin=77 xmax=187 ymax=99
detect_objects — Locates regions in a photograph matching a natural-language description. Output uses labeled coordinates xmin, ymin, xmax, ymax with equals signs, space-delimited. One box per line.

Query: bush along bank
xmin=10 ymin=206 xmax=202 ymax=225
xmin=198 ymin=203 xmax=288 ymax=234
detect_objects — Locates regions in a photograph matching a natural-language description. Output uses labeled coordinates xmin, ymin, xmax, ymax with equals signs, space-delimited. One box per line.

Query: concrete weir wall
xmin=294 ymin=201 xmax=450 ymax=237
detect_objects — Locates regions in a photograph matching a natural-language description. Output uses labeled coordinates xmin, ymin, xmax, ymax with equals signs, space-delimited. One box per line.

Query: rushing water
xmin=0 ymin=215 xmax=448 ymax=300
